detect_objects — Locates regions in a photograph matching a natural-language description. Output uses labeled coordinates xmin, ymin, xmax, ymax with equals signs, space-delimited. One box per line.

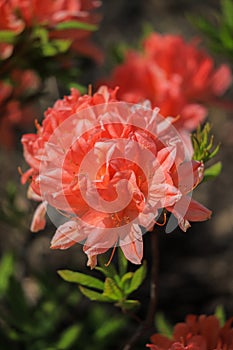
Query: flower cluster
xmin=104 ymin=33 xmax=232 ymax=132
xmin=0 ymin=0 xmax=102 ymax=61
xmin=147 ymin=314 xmax=233 ymax=350
xmin=21 ymin=86 xmax=211 ymax=267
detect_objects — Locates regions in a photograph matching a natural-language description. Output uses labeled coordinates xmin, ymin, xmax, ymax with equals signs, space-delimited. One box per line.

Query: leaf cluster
xmin=192 ymin=123 xmax=222 ymax=181
xmin=58 ymin=249 xmax=147 ymax=312
xmin=0 ymin=20 xmax=98 ymax=89
xmin=190 ymin=0 xmax=233 ymax=61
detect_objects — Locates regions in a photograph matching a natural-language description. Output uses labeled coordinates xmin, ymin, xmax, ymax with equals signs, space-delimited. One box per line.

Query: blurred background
xmin=0 ymin=0 xmax=233 ymax=349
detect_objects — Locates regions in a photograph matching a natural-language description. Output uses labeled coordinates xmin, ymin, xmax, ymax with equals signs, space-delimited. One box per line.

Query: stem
xmin=123 ymin=230 xmax=159 ymax=350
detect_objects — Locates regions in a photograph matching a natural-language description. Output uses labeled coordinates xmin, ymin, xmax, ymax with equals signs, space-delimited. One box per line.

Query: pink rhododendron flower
xmin=147 ymin=314 xmax=233 ymax=350
xmin=104 ymin=33 xmax=232 ymax=132
xmin=21 ymin=86 xmax=211 ymax=267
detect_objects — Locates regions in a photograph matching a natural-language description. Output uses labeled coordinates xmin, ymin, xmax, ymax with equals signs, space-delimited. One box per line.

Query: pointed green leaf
xmin=118 ymin=248 xmax=128 ymax=277
xmin=204 ymin=162 xmax=222 ymax=181
xmin=126 ymin=261 xmax=147 ymax=295
xmin=58 ymin=270 xmax=104 ymax=291
xmin=155 ymin=313 xmax=173 ymax=338
xmin=55 ymin=21 xmax=97 ymax=31
xmin=56 ymin=324 xmax=82 ymax=349
xmin=79 ymin=286 xmax=113 ymax=302
xmin=214 ymin=305 xmax=226 ymax=327
xmin=0 ymin=253 xmax=14 ymax=297
xmin=121 ymin=272 xmax=134 ymax=285
xmin=222 ymin=0 xmax=233 ymax=28
xmin=103 ymin=278 xmax=124 ymax=301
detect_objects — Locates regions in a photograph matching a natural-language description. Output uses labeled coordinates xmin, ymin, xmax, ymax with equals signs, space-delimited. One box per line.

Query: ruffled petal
xmin=50 ymin=220 xmax=86 ymax=250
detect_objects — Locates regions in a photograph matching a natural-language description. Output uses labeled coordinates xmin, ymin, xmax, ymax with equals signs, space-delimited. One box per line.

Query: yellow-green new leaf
xmin=58 ymin=270 xmax=104 ymax=291
xmin=55 ymin=21 xmax=97 ymax=31
xmin=103 ymin=278 xmax=124 ymax=301
xmin=126 ymin=261 xmax=147 ymax=295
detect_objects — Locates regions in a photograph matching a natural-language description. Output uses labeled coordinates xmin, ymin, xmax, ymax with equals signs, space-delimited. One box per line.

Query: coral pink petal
xmin=120 ymin=225 xmax=143 ymax=264
xmin=185 ymin=198 xmax=212 ymax=222
xmin=30 ymin=201 xmax=47 ymax=232
xmin=50 ymin=220 xmax=87 ymax=250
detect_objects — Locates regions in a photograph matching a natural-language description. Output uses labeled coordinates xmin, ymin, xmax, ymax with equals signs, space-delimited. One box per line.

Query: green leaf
xmin=32 ymin=27 xmax=49 ymax=44
xmin=214 ymin=305 xmax=226 ymax=327
xmin=40 ymin=39 xmax=71 ymax=57
xmin=222 ymin=0 xmax=233 ymax=29
xmin=94 ymin=317 xmax=126 ymax=341
xmin=192 ymin=123 xmax=220 ymax=163
xmin=117 ymin=299 xmax=140 ymax=311
xmin=126 ymin=261 xmax=147 ymax=295
xmin=155 ymin=313 xmax=173 ymax=338
xmin=118 ymin=248 xmax=128 ymax=277
xmin=0 ymin=253 xmax=14 ymax=297
xmin=55 ymin=20 xmax=97 ymax=31
xmin=203 ymin=162 xmax=222 ymax=181
xmin=121 ymin=272 xmax=134 ymax=286
xmin=56 ymin=324 xmax=82 ymax=349
xmin=79 ymin=286 xmax=113 ymax=302
xmin=0 ymin=30 xmax=17 ymax=43
xmin=58 ymin=270 xmax=104 ymax=291
xmin=67 ymin=83 xmax=87 ymax=94
xmin=103 ymin=278 xmax=124 ymax=301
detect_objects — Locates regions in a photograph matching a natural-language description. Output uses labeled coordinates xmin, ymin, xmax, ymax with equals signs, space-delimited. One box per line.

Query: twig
xmin=123 ymin=230 xmax=159 ymax=350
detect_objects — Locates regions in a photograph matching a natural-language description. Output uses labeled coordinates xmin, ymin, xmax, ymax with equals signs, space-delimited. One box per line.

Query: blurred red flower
xmin=147 ymin=314 xmax=233 ymax=350
xmin=104 ymin=33 xmax=232 ymax=132
xmin=0 ymin=69 xmax=41 ymax=148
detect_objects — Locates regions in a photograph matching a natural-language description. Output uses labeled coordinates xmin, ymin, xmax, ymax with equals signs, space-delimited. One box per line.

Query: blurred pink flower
xmin=147 ymin=314 xmax=233 ymax=350
xmin=0 ymin=69 xmax=40 ymax=148
xmin=103 ymin=33 xmax=232 ymax=132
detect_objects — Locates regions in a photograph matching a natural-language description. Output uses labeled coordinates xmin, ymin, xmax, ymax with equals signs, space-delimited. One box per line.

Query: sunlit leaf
xmin=125 ymin=261 xmax=147 ymax=294
xmin=103 ymin=278 xmax=123 ymax=301
xmin=203 ymin=161 xmax=222 ymax=181
xmin=58 ymin=270 xmax=104 ymax=291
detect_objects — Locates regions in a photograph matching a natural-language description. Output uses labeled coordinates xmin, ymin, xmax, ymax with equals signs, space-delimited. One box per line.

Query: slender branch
xmin=123 ymin=230 xmax=159 ymax=350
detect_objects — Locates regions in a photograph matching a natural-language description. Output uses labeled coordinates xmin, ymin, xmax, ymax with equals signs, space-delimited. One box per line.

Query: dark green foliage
xmin=190 ymin=0 xmax=233 ymax=61
xmin=0 ymin=253 xmax=127 ymax=350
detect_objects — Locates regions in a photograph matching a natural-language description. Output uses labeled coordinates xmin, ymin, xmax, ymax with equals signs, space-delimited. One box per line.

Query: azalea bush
xmin=1 ymin=1 xmax=233 ymax=349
